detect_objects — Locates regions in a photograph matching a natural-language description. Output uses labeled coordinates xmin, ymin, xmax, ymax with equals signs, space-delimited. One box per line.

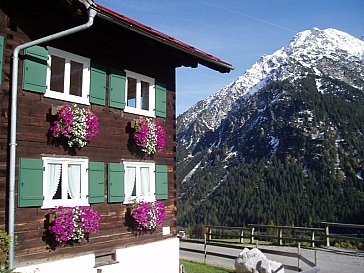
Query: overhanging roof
xmin=94 ymin=3 xmax=234 ymax=73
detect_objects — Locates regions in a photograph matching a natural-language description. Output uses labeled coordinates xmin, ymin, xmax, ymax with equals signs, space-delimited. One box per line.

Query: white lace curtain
xmin=126 ymin=167 xmax=136 ymax=198
xmin=45 ymin=163 xmax=61 ymax=200
xmin=140 ymin=167 xmax=150 ymax=196
xmin=68 ymin=164 xmax=81 ymax=199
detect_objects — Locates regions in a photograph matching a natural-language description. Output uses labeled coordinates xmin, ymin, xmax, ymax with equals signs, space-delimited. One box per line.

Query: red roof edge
xmin=94 ymin=3 xmax=234 ymax=72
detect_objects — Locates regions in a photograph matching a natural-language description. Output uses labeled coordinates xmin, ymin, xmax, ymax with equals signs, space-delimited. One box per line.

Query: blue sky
xmin=96 ymin=0 xmax=364 ymax=115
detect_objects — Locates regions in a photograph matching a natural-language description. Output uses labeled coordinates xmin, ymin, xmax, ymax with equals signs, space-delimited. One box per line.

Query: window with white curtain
xmin=42 ymin=157 xmax=89 ymax=208
xmin=124 ymin=162 xmax=155 ymax=203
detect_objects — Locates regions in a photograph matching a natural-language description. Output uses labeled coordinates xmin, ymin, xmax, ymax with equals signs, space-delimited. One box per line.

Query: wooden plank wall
xmin=0 ymin=0 xmax=178 ymax=266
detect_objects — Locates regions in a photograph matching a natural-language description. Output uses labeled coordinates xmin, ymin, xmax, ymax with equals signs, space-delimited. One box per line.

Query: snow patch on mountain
xmin=288 ymin=28 xmax=364 ymax=61
xmin=178 ymin=28 xmax=364 ymax=146
xmin=181 ymin=161 xmax=202 ymax=184
xmin=269 ymin=136 xmax=280 ymax=155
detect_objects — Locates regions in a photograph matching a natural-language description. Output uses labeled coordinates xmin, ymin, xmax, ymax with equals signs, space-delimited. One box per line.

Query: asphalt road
xmin=180 ymin=241 xmax=364 ymax=273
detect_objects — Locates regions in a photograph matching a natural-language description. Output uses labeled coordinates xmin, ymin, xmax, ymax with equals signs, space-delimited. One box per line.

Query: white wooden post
xmin=325 ymin=225 xmax=330 ymax=247
xmin=278 ymin=228 xmax=283 ymax=246
xmin=204 ymin=226 xmax=211 ymax=241
xmin=250 ymin=227 xmax=255 ymax=244
xmin=240 ymin=229 xmax=244 ymax=244
xmin=311 ymin=231 xmax=315 ymax=247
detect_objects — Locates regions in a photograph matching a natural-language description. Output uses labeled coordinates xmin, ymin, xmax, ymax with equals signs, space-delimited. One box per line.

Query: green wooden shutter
xmin=108 ymin=163 xmax=125 ymax=203
xmin=0 ymin=36 xmax=4 ymax=85
xmin=90 ymin=63 xmax=106 ymax=105
xmin=22 ymin=46 xmax=48 ymax=93
xmin=155 ymin=82 xmax=167 ymax=118
xmin=18 ymin=158 xmax=43 ymax=207
xmin=88 ymin=162 xmax=105 ymax=204
xmin=155 ymin=165 xmax=168 ymax=200
xmin=109 ymin=69 xmax=126 ymax=109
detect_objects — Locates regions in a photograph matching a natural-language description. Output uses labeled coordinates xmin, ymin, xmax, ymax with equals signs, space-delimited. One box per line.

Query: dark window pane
xmin=50 ymin=55 xmax=65 ymax=93
xmin=127 ymin=77 xmax=137 ymax=108
xmin=70 ymin=61 xmax=83 ymax=97
xmin=141 ymin=81 xmax=149 ymax=110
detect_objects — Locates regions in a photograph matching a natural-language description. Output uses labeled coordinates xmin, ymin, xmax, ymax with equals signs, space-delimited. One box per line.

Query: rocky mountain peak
xmin=177 ymin=28 xmax=364 ymax=229
xmin=286 ymin=28 xmax=364 ymax=59
xmin=177 ymin=28 xmax=364 ymax=153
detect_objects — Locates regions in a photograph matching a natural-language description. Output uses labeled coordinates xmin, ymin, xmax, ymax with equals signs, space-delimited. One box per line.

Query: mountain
xmin=176 ymin=28 xmax=364 ymax=229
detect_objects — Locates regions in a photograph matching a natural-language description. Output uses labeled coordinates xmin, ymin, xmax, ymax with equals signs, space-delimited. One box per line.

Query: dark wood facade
xmin=0 ymin=0 xmax=181 ymax=266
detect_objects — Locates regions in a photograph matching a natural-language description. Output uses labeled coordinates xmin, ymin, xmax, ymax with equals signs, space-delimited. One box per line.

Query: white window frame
xmin=124 ymin=70 xmax=155 ymax=117
xmin=123 ymin=161 xmax=156 ymax=204
xmin=42 ymin=156 xmax=89 ymax=209
xmin=45 ymin=47 xmax=90 ymax=105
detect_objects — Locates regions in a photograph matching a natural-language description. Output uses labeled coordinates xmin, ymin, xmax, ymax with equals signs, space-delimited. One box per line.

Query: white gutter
xmin=8 ymin=1 xmax=97 ymax=270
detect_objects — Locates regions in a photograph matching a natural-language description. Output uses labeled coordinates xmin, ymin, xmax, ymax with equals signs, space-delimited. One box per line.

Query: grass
xmin=180 ymin=260 xmax=235 ymax=273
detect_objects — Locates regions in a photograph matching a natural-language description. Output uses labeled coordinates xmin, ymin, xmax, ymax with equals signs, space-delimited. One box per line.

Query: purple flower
xmin=48 ymin=206 xmax=101 ymax=244
xmin=133 ymin=118 xmax=166 ymax=155
xmin=130 ymin=201 xmax=166 ymax=231
xmin=49 ymin=104 xmax=100 ymax=148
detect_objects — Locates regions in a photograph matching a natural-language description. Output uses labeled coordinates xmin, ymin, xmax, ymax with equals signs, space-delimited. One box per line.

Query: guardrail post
xmin=278 ymin=228 xmax=283 ymax=246
xmin=297 ymin=243 xmax=301 ymax=272
xmin=325 ymin=225 xmax=330 ymax=247
xmin=204 ymin=232 xmax=207 ymax=264
xmin=240 ymin=229 xmax=244 ymax=244
xmin=311 ymin=231 xmax=315 ymax=247
xmin=314 ymin=250 xmax=317 ymax=266
xmin=250 ymin=227 xmax=255 ymax=244
xmin=204 ymin=226 xmax=211 ymax=241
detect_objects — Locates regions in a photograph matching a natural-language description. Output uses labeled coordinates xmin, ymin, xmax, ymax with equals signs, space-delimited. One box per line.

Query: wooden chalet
xmin=0 ymin=0 xmax=233 ymax=272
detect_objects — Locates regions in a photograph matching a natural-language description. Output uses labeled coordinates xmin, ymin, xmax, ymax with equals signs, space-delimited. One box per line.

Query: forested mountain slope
xmin=176 ymin=28 xmax=364 ymax=228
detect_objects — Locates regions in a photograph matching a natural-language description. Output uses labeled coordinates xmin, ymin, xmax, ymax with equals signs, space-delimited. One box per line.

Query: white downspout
xmin=8 ymin=2 xmax=97 ymax=270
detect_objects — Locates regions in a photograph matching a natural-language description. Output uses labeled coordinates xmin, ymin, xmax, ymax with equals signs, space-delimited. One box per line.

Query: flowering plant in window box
xmin=47 ymin=206 xmax=100 ymax=245
xmin=133 ymin=117 xmax=166 ymax=155
xmin=130 ymin=201 xmax=166 ymax=232
xmin=49 ymin=104 xmax=99 ymax=148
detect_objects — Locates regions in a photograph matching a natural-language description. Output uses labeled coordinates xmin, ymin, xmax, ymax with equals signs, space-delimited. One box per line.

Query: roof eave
xmin=95 ymin=4 xmax=234 ymax=73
